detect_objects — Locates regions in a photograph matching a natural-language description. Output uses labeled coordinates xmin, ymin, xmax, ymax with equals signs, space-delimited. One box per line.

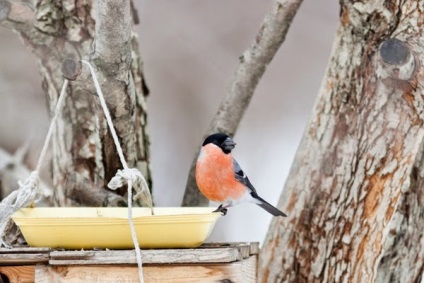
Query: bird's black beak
xmin=222 ymin=137 xmax=236 ymax=151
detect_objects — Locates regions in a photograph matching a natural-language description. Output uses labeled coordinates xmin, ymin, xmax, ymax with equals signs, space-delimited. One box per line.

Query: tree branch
xmin=66 ymin=183 xmax=127 ymax=207
xmin=0 ymin=0 xmax=35 ymax=31
xmin=182 ymin=0 xmax=304 ymax=206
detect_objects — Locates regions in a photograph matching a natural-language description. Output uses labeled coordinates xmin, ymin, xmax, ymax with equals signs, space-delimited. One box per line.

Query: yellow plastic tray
xmin=12 ymin=207 xmax=221 ymax=249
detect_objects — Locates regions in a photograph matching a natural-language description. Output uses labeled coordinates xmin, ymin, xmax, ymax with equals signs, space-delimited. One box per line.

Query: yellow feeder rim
xmin=12 ymin=207 xmax=221 ymax=249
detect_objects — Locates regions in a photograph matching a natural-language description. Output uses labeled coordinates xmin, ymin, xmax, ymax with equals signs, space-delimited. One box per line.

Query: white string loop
xmin=81 ymin=60 xmax=151 ymax=283
xmin=0 ymin=80 xmax=69 ymax=247
xmin=15 ymin=171 xmax=40 ymax=204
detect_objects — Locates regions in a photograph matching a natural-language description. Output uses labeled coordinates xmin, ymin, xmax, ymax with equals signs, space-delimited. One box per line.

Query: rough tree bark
xmin=0 ymin=0 xmax=150 ymax=206
xmin=259 ymin=1 xmax=424 ymax=282
xmin=182 ymin=0 xmax=303 ymax=206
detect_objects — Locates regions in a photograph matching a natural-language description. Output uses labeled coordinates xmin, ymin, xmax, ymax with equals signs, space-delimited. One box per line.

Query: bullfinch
xmin=195 ymin=133 xmax=287 ymax=217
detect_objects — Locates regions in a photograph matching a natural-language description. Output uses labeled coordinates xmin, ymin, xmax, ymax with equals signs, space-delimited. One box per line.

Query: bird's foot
xmin=219 ymin=208 xmax=228 ymax=216
xmin=213 ymin=204 xmax=228 ymax=216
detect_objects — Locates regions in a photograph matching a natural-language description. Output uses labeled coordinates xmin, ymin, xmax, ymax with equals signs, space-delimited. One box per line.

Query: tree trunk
xmin=259 ymin=1 xmax=424 ymax=282
xmin=0 ymin=0 xmax=150 ymax=206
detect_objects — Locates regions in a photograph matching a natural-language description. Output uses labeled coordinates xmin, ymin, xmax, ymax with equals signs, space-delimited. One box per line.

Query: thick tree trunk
xmin=0 ymin=0 xmax=150 ymax=206
xmin=259 ymin=1 xmax=424 ymax=282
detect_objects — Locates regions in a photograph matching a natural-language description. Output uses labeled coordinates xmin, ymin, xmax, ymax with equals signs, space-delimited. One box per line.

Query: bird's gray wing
xmin=233 ymin=158 xmax=257 ymax=194
xmin=233 ymin=158 xmax=287 ymax=216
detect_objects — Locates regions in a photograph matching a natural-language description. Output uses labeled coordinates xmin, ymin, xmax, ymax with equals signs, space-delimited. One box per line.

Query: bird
xmin=195 ymin=133 xmax=287 ymax=217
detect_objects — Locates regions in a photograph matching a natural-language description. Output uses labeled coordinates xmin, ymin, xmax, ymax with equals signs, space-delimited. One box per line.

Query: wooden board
xmin=0 ymin=248 xmax=50 ymax=265
xmin=48 ymin=242 xmax=258 ymax=265
xmin=0 ymin=266 xmax=34 ymax=283
xmin=202 ymin=242 xmax=260 ymax=254
xmin=35 ymin=256 xmax=257 ymax=283
xmin=0 ymin=248 xmax=50 ymax=253
xmin=49 ymin=248 xmax=240 ymax=265
xmin=0 ymin=243 xmax=259 ymax=282
xmin=201 ymin=242 xmax=259 ymax=257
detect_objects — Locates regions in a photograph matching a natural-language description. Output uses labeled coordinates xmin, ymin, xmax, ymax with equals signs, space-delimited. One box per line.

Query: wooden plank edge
xmin=49 ymin=247 xmax=242 ymax=265
xmin=36 ymin=256 xmax=258 ymax=283
xmin=0 ymin=247 xmax=50 ymax=254
xmin=0 ymin=253 xmax=49 ymax=265
xmin=202 ymin=242 xmax=260 ymax=256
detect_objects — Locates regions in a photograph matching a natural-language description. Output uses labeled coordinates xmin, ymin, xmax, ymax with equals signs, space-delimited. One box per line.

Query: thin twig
xmin=182 ymin=0 xmax=304 ymax=206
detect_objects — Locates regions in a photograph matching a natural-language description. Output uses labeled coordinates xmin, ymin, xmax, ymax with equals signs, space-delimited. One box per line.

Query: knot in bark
xmin=378 ymin=38 xmax=415 ymax=80
xmin=61 ymin=58 xmax=82 ymax=81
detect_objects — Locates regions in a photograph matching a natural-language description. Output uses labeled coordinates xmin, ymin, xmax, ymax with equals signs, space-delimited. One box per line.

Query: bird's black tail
xmin=253 ymin=193 xmax=287 ymax=217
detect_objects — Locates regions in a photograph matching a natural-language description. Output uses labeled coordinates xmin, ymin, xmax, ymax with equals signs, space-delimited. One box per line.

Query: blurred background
xmin=0 ymin=1 xmax=338 ymax=244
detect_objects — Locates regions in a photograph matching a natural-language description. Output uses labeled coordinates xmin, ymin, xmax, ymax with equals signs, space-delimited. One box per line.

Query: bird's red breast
xmin=195 ymin=144 xmax=247 ymax=203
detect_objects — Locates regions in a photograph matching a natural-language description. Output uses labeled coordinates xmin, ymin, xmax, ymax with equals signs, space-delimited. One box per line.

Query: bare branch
xmin=0 ymin=0 xmax=35 ymax=31
xmin=66 ymin=185 xmax=127 ymax=207
xmin=130 ymin=0 xmax=140 ymax=25
xmin=182 ymin=0 xmax=304 ymax=206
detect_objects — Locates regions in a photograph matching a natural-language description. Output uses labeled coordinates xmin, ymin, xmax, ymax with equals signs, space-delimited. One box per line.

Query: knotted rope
xmin=0 ymin=80 xmax=69 ymax=247
xmin=81 ymin=60 xmax=153 ymax=283
xmin=108 ymin=168 xmax=153 ymax=208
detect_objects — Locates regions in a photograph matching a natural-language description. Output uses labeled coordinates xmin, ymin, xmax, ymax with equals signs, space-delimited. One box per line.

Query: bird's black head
xmin=202 ymin=133 xmax=236 ymax=154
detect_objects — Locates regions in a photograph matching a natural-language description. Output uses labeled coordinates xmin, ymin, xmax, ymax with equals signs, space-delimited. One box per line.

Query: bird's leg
xmin=213 ymin=204 xmax=223 ymax=212
xmin=213 ymin=203 xmax=231 ymax=216
xmin=213 ymin=204 xmax=226 ymax=215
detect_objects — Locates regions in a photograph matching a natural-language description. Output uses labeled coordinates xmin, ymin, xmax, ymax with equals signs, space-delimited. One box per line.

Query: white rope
xmin=108 ymin=168 xmax=153 ymax=209
xmin=0 ymin=80 xmax=69 ymax=247
xmin=81 ymin=60 xmax=153 ymax=283
xmin=36 ymin=80 xmax=69 ymax=172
